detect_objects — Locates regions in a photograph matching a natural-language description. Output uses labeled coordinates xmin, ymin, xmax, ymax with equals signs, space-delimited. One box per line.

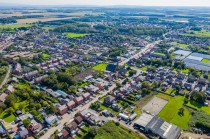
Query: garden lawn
xmin=93 ymin=63 xmax=108 ymax=71
xmin=186 ymin=100 xmax=210 ymax=115
xmin=202 ymin=58 xmax=210 ymax=63
xmin=65 ymin=32 xmax=87 ymax=38
xmin=0 ymin=112 xmax=15 ymax=122
xmin=154 ymin=52 xmax=166 ymax=56
xmin=157 ymin=95 xmax=191 ymax=130
xmin=100 ymin=104 xmax=119 ymax=115
xmin=42 ymin=53 xmax=50 ymax=59
xmin=138 ymin=66 xmax=147 ymax=71
xmin=177 ymin=43 xmax=188 ymax=48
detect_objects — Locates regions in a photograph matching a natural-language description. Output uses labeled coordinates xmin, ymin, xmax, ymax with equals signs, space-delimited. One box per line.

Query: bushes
xmin=189 ymin=111 xmax=210 ymax=133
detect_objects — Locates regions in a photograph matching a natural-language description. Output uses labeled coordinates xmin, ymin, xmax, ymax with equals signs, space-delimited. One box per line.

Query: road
xmin=40 ymin=83 xmax=117 ymax=139
xmin=40 ymin=40 xmax=160 ymax=138
xmin=0 ymin=65 xmax=11 ymax=89
xmin=119 ymin=40 xmax=161 ymax=66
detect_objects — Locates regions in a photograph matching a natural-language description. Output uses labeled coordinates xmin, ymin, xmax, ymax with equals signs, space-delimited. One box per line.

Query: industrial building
xmin=134 ymin=113 xmax=181 ymax=139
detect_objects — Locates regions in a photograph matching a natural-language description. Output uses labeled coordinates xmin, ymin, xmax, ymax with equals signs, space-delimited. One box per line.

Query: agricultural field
xmin=0 ymin=24 xmax=32 ymax=29
xmin=92 ymin=63 xmax=108 ymax=71
xmin=83 ymin=121 xmax=145 ymax=139
xmin=184 ymin=30 xmax=210 ymax=38
xmin=157 ymin=94 xmax=191 ymax=130
xmin=65 ymin=32 xmax=87 ymax=38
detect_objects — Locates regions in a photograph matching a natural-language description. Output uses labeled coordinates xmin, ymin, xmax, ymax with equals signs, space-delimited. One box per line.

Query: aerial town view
xmin=0 ymin=0 xmax=210 ymax=139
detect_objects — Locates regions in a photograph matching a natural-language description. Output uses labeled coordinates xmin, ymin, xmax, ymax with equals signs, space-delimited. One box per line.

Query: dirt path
xmin=180 ymin=132 xmax=210 ymax=139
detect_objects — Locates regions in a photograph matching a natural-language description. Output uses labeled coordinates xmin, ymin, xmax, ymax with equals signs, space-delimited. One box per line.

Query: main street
xmin=40 ymin=40 xmax=159 ymax=139
xmin=119 ymin=40 xmax=161 ymax=66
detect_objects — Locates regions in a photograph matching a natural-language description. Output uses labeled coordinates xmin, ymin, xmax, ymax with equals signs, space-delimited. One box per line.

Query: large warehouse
xmin=134 ymin=113 xmax=181 ymax=139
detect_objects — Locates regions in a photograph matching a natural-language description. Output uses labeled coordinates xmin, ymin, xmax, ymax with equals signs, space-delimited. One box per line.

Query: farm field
xmin=65 ymin=32 xmax=87 ymax=38
xmin=157 ymin=94 xmax=191 ymax=130
xmin=17 ymin=17 xmax=73 ymax=24
xmin=93 ymin=63 xmax=108 ymax=71
xmin=184 ymin=30 xmax=210 ymax=38
xmin=0 ymin=24 xmax=32 ymax=29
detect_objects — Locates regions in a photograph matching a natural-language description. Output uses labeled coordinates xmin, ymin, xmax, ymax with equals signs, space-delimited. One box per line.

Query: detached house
xmin=104 ymin=95 xmax=115 ymax=105
xmin=57 ymin=105 xmax=68 ymax=115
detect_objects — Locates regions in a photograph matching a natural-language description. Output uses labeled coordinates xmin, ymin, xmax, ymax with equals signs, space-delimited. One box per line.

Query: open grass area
xmin=100 ymin=104 xmax=119 ymax=115
xmin=85 ymin=121 xmax=144 ymax=139
xmin=202 ymin=58 xmax=210 ymax=63
xmin=165 ymin=88 xmax=173 ymax=94
xmin=153 ymin=52 xmax=166 ymax=56
xmin=138 ymin=66 xmax=148 ymax=71
xmin=42 ymin=53 xmax=50 ymax=60
xmin=92 ymin=63 xmax=108 ymax=71
xmin=184 ymin=30 xmax=210 ymax=38
xmin=65 ymin=32 xmax=87 ymax=38
xmin=186 ymin=100 xmax=210 ymax=115
xmin=177 ymin=43 xmax=188 ymax=48
xmin=157 ymin=94 xmax=191 ymax=130
xmin=0 ymin=66 xmax=8 ymax=86
xmin=0 ymin=24 xmax=32 ymax=29
xmin=0 ymin=112 xmax=15 ymax=123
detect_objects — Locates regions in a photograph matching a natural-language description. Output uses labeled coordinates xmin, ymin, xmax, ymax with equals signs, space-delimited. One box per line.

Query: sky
xmin=2 ymin=0 xmax=210 ymax=6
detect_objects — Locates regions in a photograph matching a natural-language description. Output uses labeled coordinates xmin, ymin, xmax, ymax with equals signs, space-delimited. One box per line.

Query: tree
xmin=178 ymin=108 xmax=185 ymax=116
xmin=88 ymin=126 xmax=98 ymax=137
xmin=6 ymin=107 xmax=14 ymax=115
xmin=190 ymin=91 xmax=206 ymax=104
xmin=18 ymin=104 xmax=25 ymax=110
xmin=23 ymin=119 xmax=31 ymax=128
xmin=129 ymin=70 xmax=137 ymax=76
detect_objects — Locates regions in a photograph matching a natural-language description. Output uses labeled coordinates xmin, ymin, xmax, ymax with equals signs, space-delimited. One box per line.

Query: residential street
xmin=40 ymin=83 xmax=117 ymax=139
xmin=40 ymin=40 xmax=158 ymax=139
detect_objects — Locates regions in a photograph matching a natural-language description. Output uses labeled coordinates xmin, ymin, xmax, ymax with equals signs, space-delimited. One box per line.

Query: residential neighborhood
xmin=0 ymin=6 xmax=210 ymax=139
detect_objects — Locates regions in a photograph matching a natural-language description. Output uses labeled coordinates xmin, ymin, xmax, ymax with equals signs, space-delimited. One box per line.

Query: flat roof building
xmin=134 ymin=113 xmax=181 ymax=139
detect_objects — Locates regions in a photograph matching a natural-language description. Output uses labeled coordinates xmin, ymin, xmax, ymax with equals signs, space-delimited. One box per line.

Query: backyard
xmin=92 ymin=63 xmax=108 ymax=71
xmin=202 ymin=58 xmax=210 ymax=63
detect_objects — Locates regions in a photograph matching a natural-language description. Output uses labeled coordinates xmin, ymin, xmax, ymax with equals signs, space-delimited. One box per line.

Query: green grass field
xmin=0 ymin=24 xmax=32 ymax=29
xmin=157 ymin=95 xmax=191 ymax=130
xmin=88 ymin=121 xmax=144 ymax=139
xmin=186 ymin=100 xmax=210 ymax=115
xmin=42 ymin=53 xmax=50 ymax=59
xmin=65 ymin=32 xmax=87 ymax=38
xmin=138 ymin=66 xmax=148 ymax=71
xmin=154 ymin=52 xmax=166 ymax=56
xmin=184 ymin=30 xmax=210 ymax=38
xmin=0 ymin=112 xmax=15 ymax=123
xmin=202 ymin=58 xmax=210 ymax=63
xmin=0 ymin=66 xmax=8 ymax=85
xmin=177 ymin=43 xmax=188 ymax=48
xmin=93 ymin=63 xmax=108 ymax=71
